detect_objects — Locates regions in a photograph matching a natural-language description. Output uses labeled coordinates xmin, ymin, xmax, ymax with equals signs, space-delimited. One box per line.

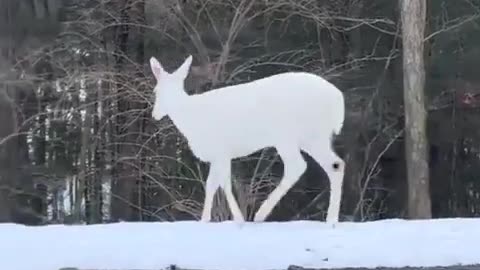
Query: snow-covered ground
xmin=2 ymin=218 xmax=480 ymax=270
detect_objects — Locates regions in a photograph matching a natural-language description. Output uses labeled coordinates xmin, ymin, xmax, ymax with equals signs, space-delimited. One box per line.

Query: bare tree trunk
xmin=75 ymin=80 xmax=92 ymax=222
xmin=0 ymin=87 xmax=14 ymax=222
xmin=0 ymin=50 xmax=24 ymax=223
xmin=88 ymin=79 xmax=104 ymax=224
xmin=110 ymin=0 xmax=137 ymax=221
xmin=400 ymin=0 xmax=432 ymax=219
xmin=110 ymin=0 xmax=146 ymax=221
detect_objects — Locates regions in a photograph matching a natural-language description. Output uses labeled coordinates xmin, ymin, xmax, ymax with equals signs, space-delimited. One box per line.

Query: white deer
xmin=149 ymin=55 xmax=345 ymax=225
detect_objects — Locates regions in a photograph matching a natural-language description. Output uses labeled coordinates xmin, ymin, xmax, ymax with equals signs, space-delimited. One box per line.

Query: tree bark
xmin=110 ymin=0 xmax=146 ymax=221
xmin=0 ymin=87 xmax=14 ymax=222
xmin=75 ymin=79 xmax=92 ymax=222
xmin=400 ymin=0 xmax=432 ymax=219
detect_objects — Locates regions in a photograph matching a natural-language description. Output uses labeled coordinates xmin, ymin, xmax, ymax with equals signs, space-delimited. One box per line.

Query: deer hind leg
xmin=253 ymin=146 xmax=307 ymax=222
xmin=303 ymin=139 xmax=345 ymax=225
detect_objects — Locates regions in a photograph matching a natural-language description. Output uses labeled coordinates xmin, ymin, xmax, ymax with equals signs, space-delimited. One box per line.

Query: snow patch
xmin=2 ymin=218 xmax=480 ymax=270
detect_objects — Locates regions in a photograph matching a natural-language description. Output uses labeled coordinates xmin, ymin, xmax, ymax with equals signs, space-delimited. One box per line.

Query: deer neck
xmin=164 ymin=88 xmax=192 ymax=124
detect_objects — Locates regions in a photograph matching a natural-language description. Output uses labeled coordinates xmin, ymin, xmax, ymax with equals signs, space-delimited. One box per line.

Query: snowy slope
xmin=2 ymin=218 xmax=480 ymax=270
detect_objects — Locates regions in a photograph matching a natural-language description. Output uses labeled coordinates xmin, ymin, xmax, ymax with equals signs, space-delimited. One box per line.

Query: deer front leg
xmin=201 ymin=164 xmax=220 ymax=222
xmin=214 ymin=160 xmax=245 ymax=222
xmin=254 ymin=147 xmax=306 ymax=222
xmin=222 ymin=175 xmax=245 ymax=222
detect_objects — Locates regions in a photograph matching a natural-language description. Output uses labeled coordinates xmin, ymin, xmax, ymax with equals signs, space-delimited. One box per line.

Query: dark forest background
xmin=1 ymin=0 xmax=480 ymax=225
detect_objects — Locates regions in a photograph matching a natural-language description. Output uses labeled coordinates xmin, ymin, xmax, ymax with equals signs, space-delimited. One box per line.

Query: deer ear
xmin=149 ymin=57 xmax=164 ymax=79
xmin=174 ymin=55 xmax=193 ymax=80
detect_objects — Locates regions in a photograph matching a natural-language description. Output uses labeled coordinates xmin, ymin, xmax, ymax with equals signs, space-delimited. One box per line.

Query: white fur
xmin=149 ymin=55 xmax=346 ymax=225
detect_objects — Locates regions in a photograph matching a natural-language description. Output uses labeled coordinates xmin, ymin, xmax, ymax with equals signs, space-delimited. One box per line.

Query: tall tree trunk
xmin=110 ymin=0 xmax=136 ymax=221
xmin=0 ymin=86 xmax=14 ymax=222
xmin=133 ymin=0 xmax=147 ymax=221
xmin=88 ymin=79 xmax=104 ymax=224
xmin=110 ymin=0 xmax=146 ymax=221
xmin=0 ymin=51 xmax=33 ymax=224
xmin=400 ymin=0 xmax=432 ymax=219
xmin=75 ymin=79 xmax=91 ymax=222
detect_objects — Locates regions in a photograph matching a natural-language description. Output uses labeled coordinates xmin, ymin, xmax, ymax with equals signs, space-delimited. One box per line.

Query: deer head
xmin=149 ymin=55 xmax=192 ymax=120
